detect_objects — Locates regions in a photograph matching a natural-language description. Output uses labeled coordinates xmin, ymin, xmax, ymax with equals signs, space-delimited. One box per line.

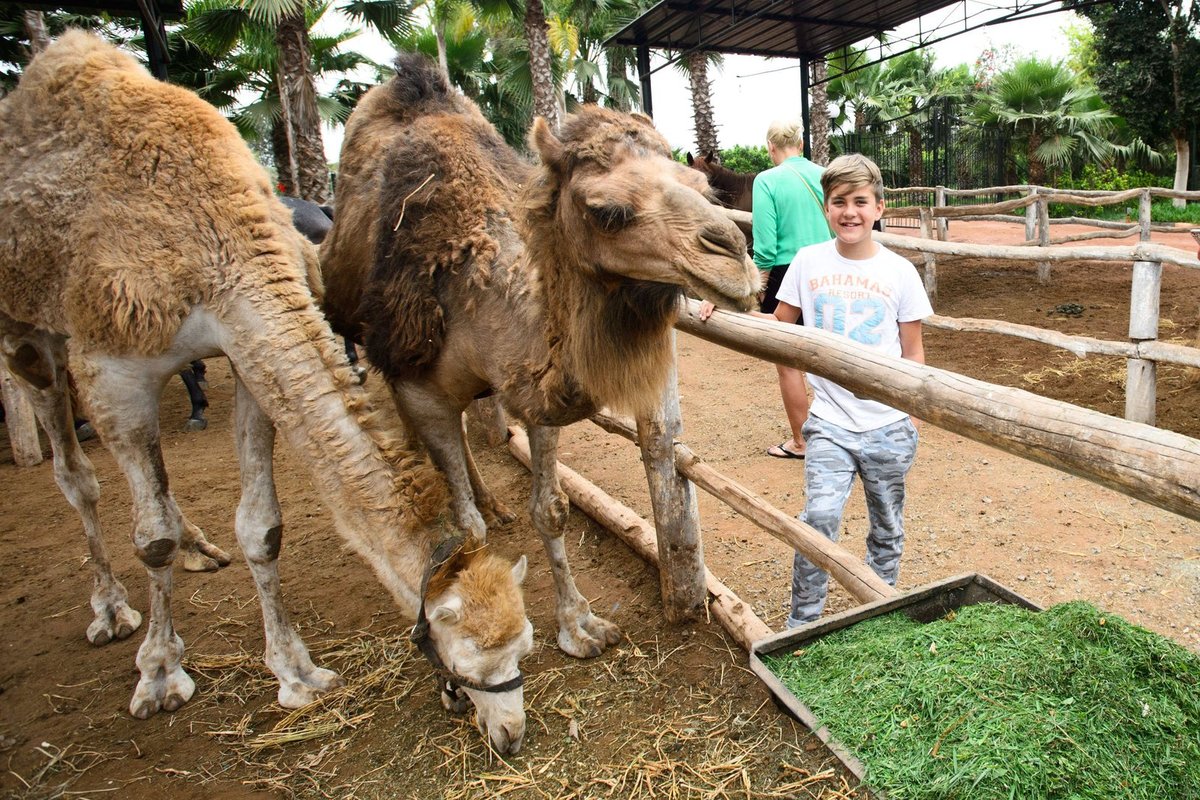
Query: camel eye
xmin=587 ymin=202 xmax=635 ymax=233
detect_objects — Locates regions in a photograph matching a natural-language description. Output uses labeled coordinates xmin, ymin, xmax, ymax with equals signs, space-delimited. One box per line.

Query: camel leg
xmin=0 ymin=331 xmax=142 ymax=646
xmin=527 ymin=424 xmax=621 ymax=658
xmin=391 ymin=383 xmax=508 ymax=537
xmin=231 ymin=373 xmax=343 ymax=707
xmin=77 ymin=357 xmax=194 ymax=718
xmin=460 ymin=414 xmax=517 ymax=526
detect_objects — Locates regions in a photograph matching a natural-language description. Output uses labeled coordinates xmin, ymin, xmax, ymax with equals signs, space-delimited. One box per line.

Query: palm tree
xmin=685 ymin=50 xmax=719 ymax=155
xmin=878 ymin=50 xmax=971 ymax=185
xmin=809 ymin=58 xmax=830 ymax=165
xmin=826 ymin=47 xmax=893 ymax=135
xmin=180 ymin=0 xmax=402 ymax=199
xmin=971 ymin=56 xmax=1115 ymax=185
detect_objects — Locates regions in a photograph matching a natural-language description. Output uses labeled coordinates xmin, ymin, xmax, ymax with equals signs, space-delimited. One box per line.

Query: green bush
xmin=719 ymin=145 xmax=771 ymax=174
xmin=1058 ymin=164 xmax=1172 ymax=193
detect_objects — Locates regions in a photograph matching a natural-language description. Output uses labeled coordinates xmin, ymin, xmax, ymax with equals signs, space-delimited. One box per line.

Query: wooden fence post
xmin=0 ymin=361 xmax=43 ymax=467
xmin=1036 ymin=193 xmax=1051 ymax=283
xmin=1127 ymin=258 xmax=1162 ymax=425
xmin=935 ymin=186 xmax=948 ymax=241
xmin=918 ymin=206 xmax=937 ymax=299
xmin=635 ymin=332 xmax=706 ymax=622
xmin=1025 ymin=186 xmax=1038 ymax=243
xmin=1138 ymin=189 xmax=1152 ymax=243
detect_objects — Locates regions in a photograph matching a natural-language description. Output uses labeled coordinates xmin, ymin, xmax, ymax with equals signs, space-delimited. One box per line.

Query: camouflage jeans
xmin=787 ymin=415 xmax=919 ymax=628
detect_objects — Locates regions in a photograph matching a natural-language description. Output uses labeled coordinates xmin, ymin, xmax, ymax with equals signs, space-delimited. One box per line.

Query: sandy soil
xmin=1 ymin=221 xmax=1198 ymax=799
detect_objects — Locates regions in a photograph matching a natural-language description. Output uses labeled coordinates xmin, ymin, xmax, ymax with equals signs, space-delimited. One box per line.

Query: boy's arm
xmin=899 ymin=319 xmax=925 ymax=426
xmin=898 ymin=320 xmax=925 ymax=365
xmin=698 ymin=300 xmax=801 ymax=323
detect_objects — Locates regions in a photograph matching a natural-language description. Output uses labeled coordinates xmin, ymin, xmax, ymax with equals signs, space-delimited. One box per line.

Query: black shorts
xmin=760 ymin=264 xmax=803 ymax=323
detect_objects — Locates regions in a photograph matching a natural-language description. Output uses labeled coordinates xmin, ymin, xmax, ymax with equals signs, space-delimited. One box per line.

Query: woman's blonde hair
xmin=766 ymin=119 xmax=804 ymax=150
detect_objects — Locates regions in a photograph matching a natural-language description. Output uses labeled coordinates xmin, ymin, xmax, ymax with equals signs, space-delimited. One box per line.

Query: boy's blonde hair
xmin=765 ymin=119 xmax=804 ymax=150
xmin=820 ymin=153 xmax=885 ymax=202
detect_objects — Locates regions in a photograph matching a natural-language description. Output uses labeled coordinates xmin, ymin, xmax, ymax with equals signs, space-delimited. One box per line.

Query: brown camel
xmin=0 ymin=32 xmax=532 ymax=753
xmin=321 ymin=54 xmax=759 ymax=659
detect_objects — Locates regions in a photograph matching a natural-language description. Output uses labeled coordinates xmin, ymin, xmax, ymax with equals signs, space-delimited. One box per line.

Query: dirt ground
xmin=2 ymin=221 xmax=1198 ymax=799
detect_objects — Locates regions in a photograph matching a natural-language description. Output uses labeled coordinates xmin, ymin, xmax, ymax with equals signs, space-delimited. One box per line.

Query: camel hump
xmin=387 ymin=52 xmax=452 ymax=108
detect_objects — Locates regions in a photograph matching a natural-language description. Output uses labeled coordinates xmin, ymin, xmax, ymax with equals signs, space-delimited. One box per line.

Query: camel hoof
xmin=278 ymin=667 xmax=344 ymax=709
xmin=484 ymin=501 xmax=518 ymax=528
xmin=558 ymin=613 xmax=622 ymax=659
xmin=87 ymin=604 xmax=142 ymax=646
xmin=350 ymin=365 xmax=367 ymax=385
xmin=130 ymin=669 xmax=195 ymax=718
xmin=185 ymin=418 xmax=208 ymax=432
xmin=74 ymin=422 xmax=96 ymax=442
xmin=180 ymin=549 xmax=221 ymax=573
xmin=441 ymin=686 xmax=471 ymax=715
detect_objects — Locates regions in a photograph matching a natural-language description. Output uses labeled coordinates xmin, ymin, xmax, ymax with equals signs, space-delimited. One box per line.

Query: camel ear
xmin=530 ymin=117 xmax=564 ymax=169
xmin=511 ymin=555 xmax=528 ymax=586
xmin=428 ymin=594 xmax=463 ymax=626
xmin=685 ymin=152 xmax=695 ymax=166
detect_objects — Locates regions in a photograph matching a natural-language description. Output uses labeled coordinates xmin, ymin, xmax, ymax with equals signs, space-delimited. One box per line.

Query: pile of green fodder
xmin=764 ymin=601 xmax=1200 ymax=800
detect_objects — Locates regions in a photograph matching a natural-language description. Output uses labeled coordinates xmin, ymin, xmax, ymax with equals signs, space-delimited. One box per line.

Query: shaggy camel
xmin=0 ymin=33 xmax=532 ymax=753
xmin=321 ymin=54 xmax=759 ymax=659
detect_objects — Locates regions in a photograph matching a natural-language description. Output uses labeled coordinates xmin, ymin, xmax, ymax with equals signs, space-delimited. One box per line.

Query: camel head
xmin=421 ymin=538 xmax=533 ymax=754
xmin=526 ymin=108 xmax=759 ymax=312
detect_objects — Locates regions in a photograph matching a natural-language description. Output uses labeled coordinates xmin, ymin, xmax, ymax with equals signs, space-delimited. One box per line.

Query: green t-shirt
xmin=751 ymin=156 xmax=831 ymax=270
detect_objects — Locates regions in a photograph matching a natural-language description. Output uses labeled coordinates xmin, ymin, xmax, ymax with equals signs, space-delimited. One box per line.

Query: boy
xmin=705 ymin=154 xmax=932 ymax=627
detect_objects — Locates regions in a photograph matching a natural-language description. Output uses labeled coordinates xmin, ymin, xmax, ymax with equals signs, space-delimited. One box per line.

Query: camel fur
xmin=0 ymin=32 xmax=532 ymax=754
xmin=321 ymin=53 xmax=759 ymax=659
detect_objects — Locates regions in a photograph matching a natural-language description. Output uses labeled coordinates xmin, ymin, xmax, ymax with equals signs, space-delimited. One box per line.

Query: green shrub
xmin=719 ymin=145 xmax=771 ymax=174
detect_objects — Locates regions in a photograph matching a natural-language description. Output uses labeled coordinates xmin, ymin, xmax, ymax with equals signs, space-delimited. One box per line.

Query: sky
xmin=320 ymin=3 xmax=1084 ymax=161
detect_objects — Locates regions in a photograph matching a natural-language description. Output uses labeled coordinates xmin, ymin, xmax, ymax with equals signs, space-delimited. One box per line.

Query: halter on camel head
xmin=410 ymin=535 xmax=525 ymax=702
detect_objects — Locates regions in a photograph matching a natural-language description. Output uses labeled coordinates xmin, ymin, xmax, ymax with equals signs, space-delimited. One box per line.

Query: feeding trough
xmin=749 ymin=573 xmax=1200 ymax=798
xmin=750 ymin=573 xmax=1041 ymax=797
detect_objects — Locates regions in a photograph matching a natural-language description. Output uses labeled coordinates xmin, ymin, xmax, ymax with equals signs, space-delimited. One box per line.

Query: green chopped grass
xmin=764 ymin=601 xmax=1200 ymax=800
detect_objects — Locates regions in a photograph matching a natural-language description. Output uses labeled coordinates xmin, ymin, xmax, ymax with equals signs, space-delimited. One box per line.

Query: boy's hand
xmin=698 ymin=301 xmax=716 ymax=321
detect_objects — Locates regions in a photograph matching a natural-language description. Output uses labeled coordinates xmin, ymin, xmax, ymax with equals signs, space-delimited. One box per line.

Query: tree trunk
xmin=1027 ymin=129 xmax=1045 ymax=186
xmin=1172 ymin=132 xmax=1190 ymax=209
xmin=687 ymin=51 xmax=719 ymax=157
xmin=275 ymin=7 xmax=330 ymax=202
xmin=523 ymin=0 xmax=560 ymax=132
xmin=809 ymin=60 xmax=830 ymax=166
xmin=271 ymin=119 xmax=292 ymax=195
xmin=435 ymin=25 xmax=449 ymax=79
xmin=23 ymin=10 xmax=50 ymax=55
xmin=908 ymin=126 xmax=924 ymax=185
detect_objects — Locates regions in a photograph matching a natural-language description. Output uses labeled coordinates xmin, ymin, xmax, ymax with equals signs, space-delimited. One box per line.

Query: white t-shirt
xmin=776 ymin=239 xmax=933 ymax=432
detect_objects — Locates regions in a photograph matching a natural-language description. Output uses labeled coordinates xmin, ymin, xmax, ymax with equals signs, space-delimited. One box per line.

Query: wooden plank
xmin=506 ymin=427 xmax=772 ymax=649
xmin=592 ymin=412 xmax=898 ymax=606
xmin=676 ymin=300 xmax=1200 ymax=523
xmin=924 ymin=314 xmax=1200 ymax=368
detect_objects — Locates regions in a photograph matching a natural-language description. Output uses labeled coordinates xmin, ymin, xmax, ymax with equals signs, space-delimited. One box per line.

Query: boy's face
xmin=824 ymin=183 xmax=884 ymax=248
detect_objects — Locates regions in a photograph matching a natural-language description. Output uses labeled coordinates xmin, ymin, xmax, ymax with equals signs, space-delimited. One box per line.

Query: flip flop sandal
xmin=766 ymin=441 xmax=805 ymax=459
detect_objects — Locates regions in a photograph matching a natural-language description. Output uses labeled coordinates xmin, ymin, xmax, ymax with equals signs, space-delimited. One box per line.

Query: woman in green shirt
xmin=753 ymin=120 xmax=831 ymax=459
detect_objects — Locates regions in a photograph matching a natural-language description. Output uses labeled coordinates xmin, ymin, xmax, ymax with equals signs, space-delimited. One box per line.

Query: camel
xmin=320 ymin=53 xmax=759 ymax=659
xmin=0 ymin=32 xmax=532 ymax=754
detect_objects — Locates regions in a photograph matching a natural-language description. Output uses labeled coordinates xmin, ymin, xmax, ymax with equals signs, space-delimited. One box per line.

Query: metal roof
xmin=606 ymin=0 xmax=1074 ymax=68
xmin=19 ymin=0 xmax=184 ymax=18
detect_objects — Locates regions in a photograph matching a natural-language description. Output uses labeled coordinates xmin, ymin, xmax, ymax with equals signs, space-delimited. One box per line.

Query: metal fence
xmin=830 ymin=100 xmax=1009 ymax=228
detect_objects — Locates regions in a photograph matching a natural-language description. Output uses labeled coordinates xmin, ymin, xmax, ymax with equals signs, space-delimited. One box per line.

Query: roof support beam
xmin=638 ymin=45 xmax=654 ymax=118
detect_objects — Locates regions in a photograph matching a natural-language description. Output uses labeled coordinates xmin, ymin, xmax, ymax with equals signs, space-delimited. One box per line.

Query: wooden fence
xmin=498 ymin=298 xmax=1200 ymax=651
xmin=724 ymin=200 xmax=1200 ymax=427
